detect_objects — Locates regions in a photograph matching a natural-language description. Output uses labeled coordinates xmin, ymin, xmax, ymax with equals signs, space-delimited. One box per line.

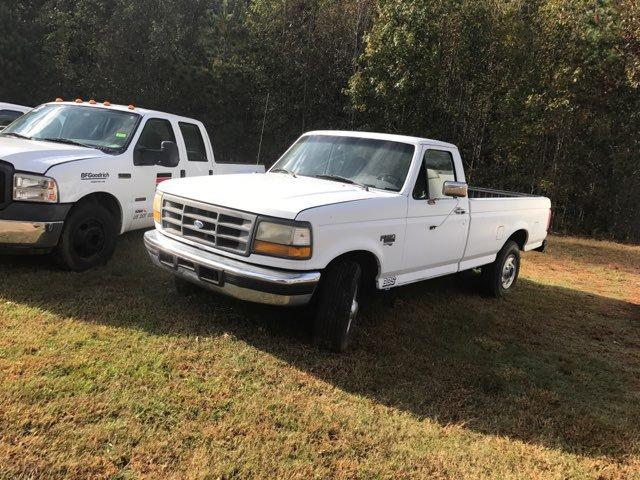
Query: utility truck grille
xmin=161 ymin=194 xmax=256 ymax=256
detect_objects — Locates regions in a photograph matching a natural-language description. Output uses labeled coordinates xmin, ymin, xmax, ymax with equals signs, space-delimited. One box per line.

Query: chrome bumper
xmin=0 ymin=219 xmax=63 ymax=248
xmin=144 ymin=229 xmax=321 ymax=306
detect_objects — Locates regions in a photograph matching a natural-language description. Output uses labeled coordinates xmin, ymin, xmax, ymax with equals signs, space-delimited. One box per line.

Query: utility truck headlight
xmin=13 ymin=173 xmax=58 ymax=203
xmin=252 ymin=219 xmax=312 ymax=260
xmin=153 ymin=191 xmax=163 ymax=224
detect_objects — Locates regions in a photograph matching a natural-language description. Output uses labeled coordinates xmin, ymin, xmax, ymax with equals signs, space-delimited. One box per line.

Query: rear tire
xmin=480 ymin=240 xmax=520 ymax=297
xmin=54 ymin=202 xmax=117 ymax=271
xmin=313 ymin=260 xmax=361 ymax=352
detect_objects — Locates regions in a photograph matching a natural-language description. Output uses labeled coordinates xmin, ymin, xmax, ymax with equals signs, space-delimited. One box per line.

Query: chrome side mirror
xmin=442 ymin=181 xmax=468 ymax=198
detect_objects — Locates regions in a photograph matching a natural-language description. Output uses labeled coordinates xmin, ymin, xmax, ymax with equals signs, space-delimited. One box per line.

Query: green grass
xmin=0 ymin=233 xmax=639 ymax=479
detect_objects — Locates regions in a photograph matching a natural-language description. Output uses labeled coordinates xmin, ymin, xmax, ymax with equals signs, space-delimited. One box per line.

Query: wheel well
xmin=73 ymin=193 xmax=123 ymax=232
xmin=327 ymin=251 xmax=380 ymax=290
xmin=507 ymin=229 xmax=528 ymax=250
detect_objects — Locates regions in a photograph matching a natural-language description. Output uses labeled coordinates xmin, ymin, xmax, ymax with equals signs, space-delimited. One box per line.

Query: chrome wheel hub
xmin=346 ymin=285 xmax=359 ymax=334
xmin=501 ymin=254 xmax=517 ymax=289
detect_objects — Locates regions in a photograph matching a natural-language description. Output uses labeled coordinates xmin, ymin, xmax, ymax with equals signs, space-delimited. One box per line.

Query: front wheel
xmin=54 ymin=202 xmax=117 ymax=271
xmin=313 ymin=260 xmax=361 ymax=352
xmin=480 ymin=240 xmax=521 ymax=297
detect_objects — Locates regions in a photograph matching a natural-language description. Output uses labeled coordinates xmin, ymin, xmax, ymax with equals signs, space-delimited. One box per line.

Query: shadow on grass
xmin=1 ymin=231 xmax=639 ymax=460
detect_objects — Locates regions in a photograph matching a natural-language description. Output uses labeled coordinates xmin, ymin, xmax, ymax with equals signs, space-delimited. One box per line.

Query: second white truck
xmin=0 ymin=99 xmax=264 ymax=270
xmin=145 ymin=131 xmax=551 ymax=351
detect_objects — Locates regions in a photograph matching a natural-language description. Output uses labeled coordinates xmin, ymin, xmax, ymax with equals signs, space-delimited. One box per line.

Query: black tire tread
xmin=313 ymin=260 xmax=361 ymax=352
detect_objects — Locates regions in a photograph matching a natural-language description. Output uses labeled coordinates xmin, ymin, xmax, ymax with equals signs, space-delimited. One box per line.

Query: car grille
xmin=0 ymin=161 xmax=13 ymax=210
xmin=161 ymin=194 xmax=256 ymax=256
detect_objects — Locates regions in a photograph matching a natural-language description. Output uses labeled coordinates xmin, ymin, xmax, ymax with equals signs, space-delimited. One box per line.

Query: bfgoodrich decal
xmin=81 ymin=172 xmax=109 ymax=183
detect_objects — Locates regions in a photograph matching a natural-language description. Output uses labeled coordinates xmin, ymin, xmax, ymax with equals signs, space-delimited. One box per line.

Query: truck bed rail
xmin=468 ymin=187 xmax=534 ymax=199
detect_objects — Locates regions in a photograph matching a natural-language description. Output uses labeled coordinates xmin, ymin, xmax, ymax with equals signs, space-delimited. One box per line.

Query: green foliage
xmin=0 ymin=0 xmax=637 ymax=241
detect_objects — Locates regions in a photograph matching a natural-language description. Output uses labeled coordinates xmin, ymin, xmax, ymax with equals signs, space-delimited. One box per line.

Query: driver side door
xmin=401 ymin=147 xmax=470 ymax=283
xmin=130 ymin=118 xmax=181 ymax=229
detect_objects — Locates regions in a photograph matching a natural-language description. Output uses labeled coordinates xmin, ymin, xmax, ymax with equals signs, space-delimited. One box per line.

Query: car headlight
xmin=252 ymin=219 xmax=312 ymax=259
xmin=13 ymin=173 xmax=58 ymax=203
xmin=153 ymin=191 xmax=163 ymax=224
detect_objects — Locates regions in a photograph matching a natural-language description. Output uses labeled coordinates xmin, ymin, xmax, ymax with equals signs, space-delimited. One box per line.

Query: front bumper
xmin=0 ymin=203 xmax=71 ymax=249
xmin=144 ymin=229 xmax=321 ymax=306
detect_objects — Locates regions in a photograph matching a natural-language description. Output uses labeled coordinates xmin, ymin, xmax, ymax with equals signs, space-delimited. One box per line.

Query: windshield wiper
xmin=270 ymin=168 xmax=297 ymax=178
xmin=314 ymin=174 xmax=369 ymax=191
xmin=38 ymin=138 xmax=96 ymax=149
xmin=1 ymin=132 xmax=31 ymax=140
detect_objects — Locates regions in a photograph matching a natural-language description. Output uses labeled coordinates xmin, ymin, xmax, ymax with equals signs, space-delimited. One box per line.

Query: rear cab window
xmin=179 ymin=122 xmax=208 ymax=162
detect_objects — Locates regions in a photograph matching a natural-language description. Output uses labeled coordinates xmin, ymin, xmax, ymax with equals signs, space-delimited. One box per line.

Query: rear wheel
xmin=480 ymin=240 xmax=521 ymax=297
xmin=54 ymin=202 xmax=117 ymax=271
xmin=313 ymin=260 xmax=361 ymax=352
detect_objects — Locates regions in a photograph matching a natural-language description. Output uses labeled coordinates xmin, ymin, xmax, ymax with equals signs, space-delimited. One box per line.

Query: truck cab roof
xmin=42 ymin=101 xmax=203 ymax=126
xmin=304 ymin=130 xmax=457 ymax=149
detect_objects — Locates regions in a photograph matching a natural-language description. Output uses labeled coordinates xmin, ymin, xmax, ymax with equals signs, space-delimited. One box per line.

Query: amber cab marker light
xmin=75 ymin=98 xmax=83 ymax=103
xmin=55 ymin=97 xmax=63 ymax=102
xmin=103 ymin=101 xmax=111 ymax=107
xmin=88 ymin=99 xmax=96 ymax=105
xmin=128 ymin=104 xmax=135 ymax=110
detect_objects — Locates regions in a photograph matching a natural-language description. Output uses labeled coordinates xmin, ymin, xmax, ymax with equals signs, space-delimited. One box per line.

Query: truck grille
xmin=161 ymin=194 xmax=256 ymax=256
xmin=0 ymin=161 xmax=14 ymax=210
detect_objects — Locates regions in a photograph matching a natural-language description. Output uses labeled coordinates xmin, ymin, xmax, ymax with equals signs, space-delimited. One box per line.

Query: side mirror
xmin=442 ymin=181 xmax=468 ymax=198
xmin=157 ymin=141 xmax=180 ymax=168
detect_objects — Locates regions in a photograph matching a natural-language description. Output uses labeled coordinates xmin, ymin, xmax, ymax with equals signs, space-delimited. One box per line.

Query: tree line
xmin=1 ymin=0 xmax=638 ymax=242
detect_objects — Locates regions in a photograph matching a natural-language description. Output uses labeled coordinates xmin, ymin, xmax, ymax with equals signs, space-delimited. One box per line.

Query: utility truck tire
xmin=480 ymin=240 xmax=520 ymax=298
xmin=54 ymin=202 xmax=117 ymax=271
xmin=313 ymin=260 xmax=361 ymax=352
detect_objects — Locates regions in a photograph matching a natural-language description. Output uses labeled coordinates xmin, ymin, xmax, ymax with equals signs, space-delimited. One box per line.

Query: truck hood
xmin=0 ymin=137 xmax=107 ymax=174
xmin=159 ymin=172 xmax=399 ymax=219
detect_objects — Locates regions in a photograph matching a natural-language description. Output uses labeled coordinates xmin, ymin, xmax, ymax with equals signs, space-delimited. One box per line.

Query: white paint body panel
xmin=156 ymin=130 xmax=551 ymax=289
xmin=0 ymin=102 xmax=264 ymax=234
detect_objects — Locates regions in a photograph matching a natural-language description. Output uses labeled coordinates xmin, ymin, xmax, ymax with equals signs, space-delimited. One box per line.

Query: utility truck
xmin=144 ymin=131 xmax=551 ymax=351
xmin=0 ymin=99 xmax=264 ymax=270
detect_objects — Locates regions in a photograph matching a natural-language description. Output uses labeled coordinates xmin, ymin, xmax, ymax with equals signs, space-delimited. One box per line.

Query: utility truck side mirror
xmin=157 ymin=141 xmax=180 ymax=168
xmin=442 ymin=181 xmax=468 ymax=198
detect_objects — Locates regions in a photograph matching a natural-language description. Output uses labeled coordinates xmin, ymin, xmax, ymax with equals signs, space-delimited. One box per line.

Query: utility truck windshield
xmin=270 ymin=134 xmax=415 ymax=192
xmin=1 ymin=104 xmax=140 ymax=152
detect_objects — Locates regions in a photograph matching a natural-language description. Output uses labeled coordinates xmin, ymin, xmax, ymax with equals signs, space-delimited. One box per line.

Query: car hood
xmin=159 ymin=172 xmax=399 ymax=219
xmin=0 ymin=137 xmax=107 ymax=174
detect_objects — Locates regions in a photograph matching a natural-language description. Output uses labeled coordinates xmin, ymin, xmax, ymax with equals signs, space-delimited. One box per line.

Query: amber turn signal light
xmin=253 ymin=240 xmax=311 ymax=259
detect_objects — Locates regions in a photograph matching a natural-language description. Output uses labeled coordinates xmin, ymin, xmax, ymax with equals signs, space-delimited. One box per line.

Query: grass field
xmin=0 ymin=233 xmax=638 ymax=479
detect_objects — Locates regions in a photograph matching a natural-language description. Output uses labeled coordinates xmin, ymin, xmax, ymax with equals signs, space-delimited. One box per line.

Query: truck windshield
xmin=270 ymin=135 xmax=415 ymax=192
xmin=1 ymin=104 xmax=141 ymax=153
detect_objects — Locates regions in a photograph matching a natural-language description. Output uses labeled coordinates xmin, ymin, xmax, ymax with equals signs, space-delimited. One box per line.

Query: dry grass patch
xmin=0 ymin=233 xmax=638 ymax=479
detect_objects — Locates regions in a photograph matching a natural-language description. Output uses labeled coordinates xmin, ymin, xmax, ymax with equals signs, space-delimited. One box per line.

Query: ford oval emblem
xmin=193 ymin=220 xmax=204 ymax=230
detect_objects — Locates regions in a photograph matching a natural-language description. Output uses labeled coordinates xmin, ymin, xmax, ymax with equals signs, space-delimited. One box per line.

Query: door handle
xmin=454 ymin=207 xmax=467 ymax=215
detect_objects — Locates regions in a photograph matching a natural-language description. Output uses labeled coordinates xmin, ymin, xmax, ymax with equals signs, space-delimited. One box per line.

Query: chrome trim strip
xmin=0 ymin=219 xmax=63 ymax=245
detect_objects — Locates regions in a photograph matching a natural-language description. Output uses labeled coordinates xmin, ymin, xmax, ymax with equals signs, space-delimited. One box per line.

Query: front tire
xmin=480 ymin=240 xmax=521 ymax=297
xmin=313 ymin=260 xmax=361 ymax=352
xmin=54 ymin=202 xmax=117 ymax=271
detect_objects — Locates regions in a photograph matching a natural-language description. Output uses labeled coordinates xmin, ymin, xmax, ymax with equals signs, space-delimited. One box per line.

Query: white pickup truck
xmin=144 ymin=131 xmax=551 ymax=351
xmin=0 ymin=100 xmax=264 ymax=270
xmin=0 ymin=102 xmax=31 ymax=130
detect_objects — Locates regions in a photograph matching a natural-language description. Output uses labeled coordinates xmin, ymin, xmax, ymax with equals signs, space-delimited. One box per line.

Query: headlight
xmin=252 ymin=219 xmax=312 ymax=259
xmin=13 ymin=173 xmax=58 ymax=203
xmin=153 ymin=191 xmax=163 ymax=224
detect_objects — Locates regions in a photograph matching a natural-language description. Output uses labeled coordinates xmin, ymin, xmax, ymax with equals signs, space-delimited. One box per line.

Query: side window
xmin=0 ymin=110 xmax=23 ymax=128
xmin=179 ymin=122 xmax=208 ymax=162
xmin=134 ymin=118 xmax=176 ymax=166
xmin=413 ymin=149 xmax=456 ymax=200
